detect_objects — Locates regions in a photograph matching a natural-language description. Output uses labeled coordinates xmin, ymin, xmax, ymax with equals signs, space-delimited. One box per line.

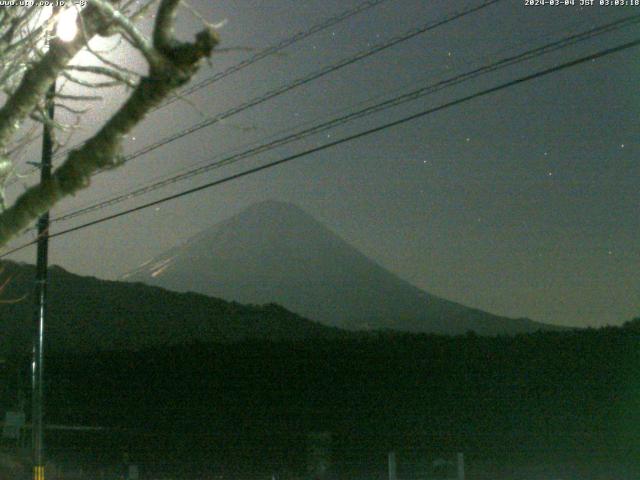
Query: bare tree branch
xmin=0 ymin=0 xmax=219 ymax=247
xmin=65 ymin=64 xmax=138 ymax=88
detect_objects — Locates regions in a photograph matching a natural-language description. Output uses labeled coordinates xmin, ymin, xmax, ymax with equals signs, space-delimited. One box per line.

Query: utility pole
xmin=32 ymin=11 xmax=58 ymax=480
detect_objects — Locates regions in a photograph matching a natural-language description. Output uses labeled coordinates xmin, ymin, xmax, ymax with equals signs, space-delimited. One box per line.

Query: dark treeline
xmin=2 ymin=322 xmax=640 ymax=473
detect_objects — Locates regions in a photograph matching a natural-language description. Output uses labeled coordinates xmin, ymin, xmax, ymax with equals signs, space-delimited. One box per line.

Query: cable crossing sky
xmin=48 ymin=12 xmax=640 ymax=224
xmin=2 ymin=35 xmax=638 ymax=258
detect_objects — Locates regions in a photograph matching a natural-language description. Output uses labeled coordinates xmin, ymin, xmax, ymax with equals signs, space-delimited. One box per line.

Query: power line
xmin=5 ymin=11 xmax=638 ymax=246
xmin=49 ymin=13 xmax=640 ymax=224
xmin=2 ymin=36 xmax=638 ymax=258
xmin=116 ymin=0 xmax=503 ymax=164
xmin=9 ymin=0 xmax=501 ymax=187
xmin=52 ymin=10 xmax=637 ymax=220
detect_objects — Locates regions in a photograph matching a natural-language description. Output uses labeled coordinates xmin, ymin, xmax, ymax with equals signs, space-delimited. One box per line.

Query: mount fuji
xmin=124 ymin=200 xmax=562 ymax=335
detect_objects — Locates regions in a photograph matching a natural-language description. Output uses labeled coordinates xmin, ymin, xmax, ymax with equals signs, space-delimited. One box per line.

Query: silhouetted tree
xmin=0 ymin=1 xmax=220 ymax=249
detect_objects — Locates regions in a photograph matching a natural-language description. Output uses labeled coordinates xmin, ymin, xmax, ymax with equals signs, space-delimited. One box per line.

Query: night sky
xmin=3 ymin=0 xmax=638 ymax=328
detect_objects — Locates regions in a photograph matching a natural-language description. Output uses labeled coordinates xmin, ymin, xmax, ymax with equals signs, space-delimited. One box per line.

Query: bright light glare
xmin=56 ymin=8 xmax=78 ymax=42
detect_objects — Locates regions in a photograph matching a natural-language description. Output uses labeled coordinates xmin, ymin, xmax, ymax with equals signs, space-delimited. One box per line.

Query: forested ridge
xmin=2 ymin=322 xmax=636 ymax=465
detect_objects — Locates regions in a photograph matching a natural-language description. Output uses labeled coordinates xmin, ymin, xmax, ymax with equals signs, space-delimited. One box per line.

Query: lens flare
xmin=56 ymin=8 xmax=78 ymax=43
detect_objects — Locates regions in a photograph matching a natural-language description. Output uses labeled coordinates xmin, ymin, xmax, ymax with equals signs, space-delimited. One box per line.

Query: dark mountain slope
xmin=0 ymin=260 xmax=343 ymax=354
xmin=125 ymin=200 xmax=563 ymax=335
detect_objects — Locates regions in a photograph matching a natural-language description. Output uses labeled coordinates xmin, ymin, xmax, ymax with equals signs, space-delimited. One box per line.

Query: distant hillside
xmin=0 ymin=260 xmax=344 ymax=354
xmin=125 ymin=200 xmax=564 ymax=335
